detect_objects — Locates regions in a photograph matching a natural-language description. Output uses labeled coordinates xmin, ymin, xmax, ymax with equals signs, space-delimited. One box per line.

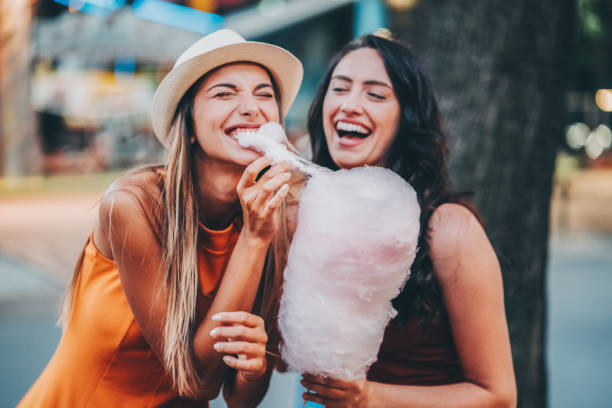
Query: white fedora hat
xmin=151 ymin=29 xmax=303 ymax=148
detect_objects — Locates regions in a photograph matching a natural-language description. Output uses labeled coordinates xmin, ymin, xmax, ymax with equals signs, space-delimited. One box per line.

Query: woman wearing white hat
xmin=19 ymin=29 xmax=303 ymax=407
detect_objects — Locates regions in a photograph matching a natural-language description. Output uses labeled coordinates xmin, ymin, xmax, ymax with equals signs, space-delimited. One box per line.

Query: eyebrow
xmin=331 ymin=75 xmax=392 ymax=89
xmin=207 ymin=83 xmax=273 ymax=92
xmin=207 ymin=83 xmax=236 ymax=91
xmin=254 ymin=83 xmax=273 ymax=91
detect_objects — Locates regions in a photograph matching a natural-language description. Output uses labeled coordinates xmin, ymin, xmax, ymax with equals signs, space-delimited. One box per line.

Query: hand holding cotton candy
xmin=235 ymin=122 xmax=318 ymax=176
xmin=236 ymin=123 xmax=420 ymax=380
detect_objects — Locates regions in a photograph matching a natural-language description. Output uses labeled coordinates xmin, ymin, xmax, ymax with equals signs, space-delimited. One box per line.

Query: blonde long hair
xmin=154 ymin=72 xmax=294 ymax=397
xmin=60 ymin=69 xmax=295 ymax=398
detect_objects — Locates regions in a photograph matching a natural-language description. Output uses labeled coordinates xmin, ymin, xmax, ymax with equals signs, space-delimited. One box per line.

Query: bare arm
xmin=94 ymin=159 xmax=291 ymax=403
xmin=211 ymin=158 xmax=291 ymax=407
xmin=302 ymin=203 xmax=516 ymax=407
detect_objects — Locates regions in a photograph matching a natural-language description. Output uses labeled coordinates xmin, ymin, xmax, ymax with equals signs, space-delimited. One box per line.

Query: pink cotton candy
xmin=236 ymin=123 xmax=421 ymax=380
xmin=278 ymin=167 xmax=420 ymax=380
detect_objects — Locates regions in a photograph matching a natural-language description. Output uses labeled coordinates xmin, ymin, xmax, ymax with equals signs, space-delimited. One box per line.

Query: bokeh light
xmin=53 ymin=0 xmax=125 ymax=16
xmin=387 ymin=0 xmax=419 ymax=10
xmin=565 ymin=122 xmax=590 ymax=150
xmin=594 ymin=124 xmax=612 ymax=149
xmin=257 ymin=0 xmax=287 ymax=17
xmin=595 ymin=89 xmax=612 ymax=112
xmin=131 ymin=0 xmax=224 ymax=34
xmin=585 ymin=132 xmax=605 ymax=159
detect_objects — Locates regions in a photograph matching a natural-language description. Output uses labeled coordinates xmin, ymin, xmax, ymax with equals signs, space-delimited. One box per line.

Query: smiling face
xmin=192 ymin=62 xmax=280 ymax=167
xmin=322 ymin=48 xmax=400 ymax=169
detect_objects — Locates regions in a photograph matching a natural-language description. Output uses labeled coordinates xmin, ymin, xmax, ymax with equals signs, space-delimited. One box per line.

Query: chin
xmin=231 ymin=149 xmax=263 ymax=167
xmin=333 ymin=157 xmax=367 ymax=170
xmin=330 ymin=151 xmax=368 ymax=170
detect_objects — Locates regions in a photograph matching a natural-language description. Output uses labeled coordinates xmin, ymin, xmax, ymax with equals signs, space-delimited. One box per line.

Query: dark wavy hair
xmin=308 ymin=33 xmax=461 ymax=326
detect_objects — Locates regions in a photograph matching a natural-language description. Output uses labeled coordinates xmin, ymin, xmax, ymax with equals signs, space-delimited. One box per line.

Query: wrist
xmin=363 ymin=380 xmax=377 ymax=408
xmin=240 ymin=359 xmax=268 ymax=382
xmin=240 ymin=230 xmax=273 ymax=249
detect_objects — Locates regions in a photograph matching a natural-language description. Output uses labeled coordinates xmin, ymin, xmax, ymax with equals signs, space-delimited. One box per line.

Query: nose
xmin=340 ymin=90 xmax=363 ymax=115
xmin=238 ymin=94 xmax=260 ymax=118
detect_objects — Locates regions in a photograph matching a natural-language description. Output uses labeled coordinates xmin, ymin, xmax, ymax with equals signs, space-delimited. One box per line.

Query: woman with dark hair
xmin=300 ymin=33 xmax=516 ymax=407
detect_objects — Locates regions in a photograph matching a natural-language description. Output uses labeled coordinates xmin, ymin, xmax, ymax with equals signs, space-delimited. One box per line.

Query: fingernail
xmin=213 ymin=343 xmax=221 ymax=351
xmin=211 ymin=314 xmax=222 ymax=321
xmin=280 ymin=184 xmax=289 ymax=192
xmin=223 ymin=355 xmax=232 ymax=363
xmin=283 ymin=172 xmax=291 ymax=179
xmin=210 ymin=328 xmax=218 ymax=337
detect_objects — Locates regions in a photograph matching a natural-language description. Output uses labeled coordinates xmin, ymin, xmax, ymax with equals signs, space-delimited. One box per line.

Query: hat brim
xmin=151 ymin=41 xmax=303 ymax=148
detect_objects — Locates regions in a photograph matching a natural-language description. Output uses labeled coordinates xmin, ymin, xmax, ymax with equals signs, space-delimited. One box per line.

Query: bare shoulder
xmin=429 ymin=203 xmax=481 ymax=252
xmin=105 ymin=167 xmax=164 ymax=201
xmin=95 ymin=167 xmax=164 ymax=258
xmin=100 ymin=169 xmax=163 ymax=223
xmin=428 ymin=203 xmax=496 ymax=283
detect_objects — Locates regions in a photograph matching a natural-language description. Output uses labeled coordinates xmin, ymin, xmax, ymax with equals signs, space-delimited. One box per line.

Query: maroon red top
xmin=367 ymin=312 xmax=464 ymax=385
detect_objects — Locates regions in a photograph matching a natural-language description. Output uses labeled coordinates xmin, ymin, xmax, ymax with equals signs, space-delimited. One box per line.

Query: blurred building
xmin=0 ymin=0 xmax=388 ymax=176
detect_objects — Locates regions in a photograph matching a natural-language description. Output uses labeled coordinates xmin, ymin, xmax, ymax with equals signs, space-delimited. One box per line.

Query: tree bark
xmin=390 ymin=1 xmax=575 ymax=407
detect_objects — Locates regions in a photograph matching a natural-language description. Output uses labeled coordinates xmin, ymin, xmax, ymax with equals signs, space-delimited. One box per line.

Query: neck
xmin=193 ymin=150 xmax=243 ymax=230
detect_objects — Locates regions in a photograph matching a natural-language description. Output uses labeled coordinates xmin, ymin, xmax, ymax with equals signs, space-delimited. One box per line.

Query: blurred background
xmin=0 ymin=0 xmax=610 ymax=407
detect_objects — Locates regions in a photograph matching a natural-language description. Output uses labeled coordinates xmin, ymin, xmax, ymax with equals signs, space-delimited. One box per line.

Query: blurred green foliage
xmin=572 ymin=0 xmax=612 ymax=90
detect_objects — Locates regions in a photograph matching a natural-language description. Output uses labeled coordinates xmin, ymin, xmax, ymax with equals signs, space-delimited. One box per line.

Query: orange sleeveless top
xmin=367 ymin=312 xmax=464 ymax=385
xmin=18 ymin=222 xmax=240 ymax=407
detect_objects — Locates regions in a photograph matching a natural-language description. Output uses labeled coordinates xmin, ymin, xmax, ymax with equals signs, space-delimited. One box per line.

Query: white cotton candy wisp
xmin=236 ymin=123 xmax=421 ymax=380
xmin=235 ymin=122 xmax=319 ymax=176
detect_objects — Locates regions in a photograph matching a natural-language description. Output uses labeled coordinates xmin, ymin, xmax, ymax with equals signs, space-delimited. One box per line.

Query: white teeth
xmin=230 ymin=128 xmax=258 ymax=138
xmin=336 ymin=121 xmax=370 ymax=135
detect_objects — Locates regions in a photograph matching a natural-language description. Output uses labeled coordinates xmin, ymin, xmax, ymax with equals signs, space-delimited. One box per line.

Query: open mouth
xmin=335 ymin=121 xmax=372 ymax=139
xmin=225 ymin=125 xmax=261 ymax=140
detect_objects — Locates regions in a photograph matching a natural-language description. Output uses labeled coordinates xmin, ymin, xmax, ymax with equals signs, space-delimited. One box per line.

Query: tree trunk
xmin=390 ymin=1 xmax=575 ymax=407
